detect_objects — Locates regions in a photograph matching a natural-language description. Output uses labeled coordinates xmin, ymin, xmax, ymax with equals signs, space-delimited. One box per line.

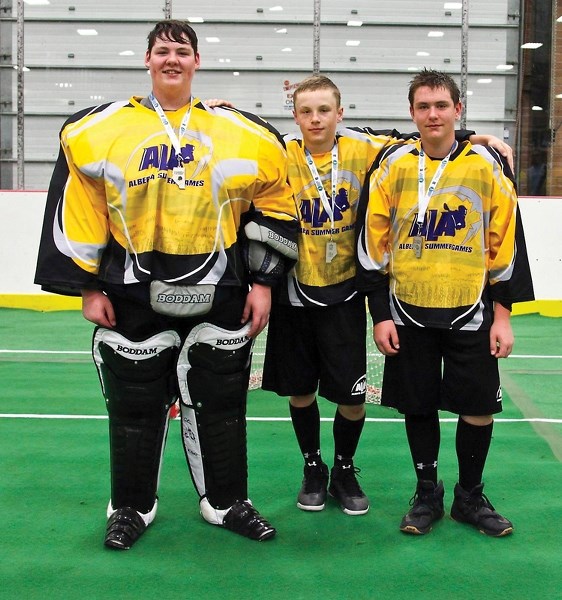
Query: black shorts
xmin=262 ymin=295 xmax=367 ymax=405
xmin=381 ymin=325 xmax=502 ymax=416
xmin=104 ymin=283 xmax=246 ymax=341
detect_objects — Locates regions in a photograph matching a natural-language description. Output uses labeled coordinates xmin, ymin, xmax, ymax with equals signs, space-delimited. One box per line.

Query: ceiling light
xmin=556 ymin=94 xmax=562 ymax=99
xmin=275 ymin=28 xmax=287 ymax=33
xmin=428 ymin=31 xmax=444 ymax=37
xmin=477 ymin=78 xmax=492 ymax=83
xmin=467 ymin=90 xmax=473 ymax=96
xmin=269 ymin=5 xmax=283 ymax=10
xmin=521 ymin=42 xmax=543 ymax=49
xmin=444 ymin=2 xmax=462 ymax=8
xmin=408 ymin=66 xmax=420 ymax=71
xmin=557 ymin=16 xmax=562 ymax=22
xmin=77 ymin=29 xmax=98 ymax=36
xmin=281 ymin=47 xmax=292 ymax=52
xmin=532 ymin=105 xmax=543 ymax=111
xmin=496 ymin=64 xmax=514 ymax=70
xmin=119 ymin=50 xmax=135 ymax=56
xmin=416 ymin=51 xmax=430 ymax=57
xmin=347 ymin=20 xmax=363 ymax=26
xmin=24 ymin=0 xmax=50 ymax=4
xmin=346 ymin=40 xmax=361 ymax=46
xmin=187 ymin=17 xmax=204 ymax=23
xmin=233 ymin=72 xmax=240 ymax=76
xmin=12 ymin=65 xmax=30 ymax=71
xmin=206 ymin=37 xmax=220 ymax=43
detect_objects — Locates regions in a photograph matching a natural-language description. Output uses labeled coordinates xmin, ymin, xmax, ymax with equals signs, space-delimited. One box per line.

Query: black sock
xmin=290 ymin=400 xmax=321 ymax=460
xmin=404 ymin=412 xmax=440 ymax=484
xmin=456 ymin=417 xmax=493 ymax=491
xmin=333 ymin=409 xmax=365 ymax=466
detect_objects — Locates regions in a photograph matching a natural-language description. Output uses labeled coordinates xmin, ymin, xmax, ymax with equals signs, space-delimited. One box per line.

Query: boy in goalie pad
xmin=35 ymin=20 xmax=298 ymax=550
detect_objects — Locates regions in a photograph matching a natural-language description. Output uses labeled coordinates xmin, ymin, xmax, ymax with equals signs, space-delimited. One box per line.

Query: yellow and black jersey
xmin=280 ymin=127 xmax=413 ymax=307
xmin=35 ymin=97 xmax=298 ymax=296
xmin=356 ymin=140 xmax=534 ymax=330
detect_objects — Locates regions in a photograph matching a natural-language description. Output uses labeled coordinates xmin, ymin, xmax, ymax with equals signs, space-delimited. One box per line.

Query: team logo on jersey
xmin=138 ymin=143 xmax=196 ymax=172
xmin=409 ymin=203 xmax=468 ymax=241
xmin=300 ymin=187 xmax=351 ymax=228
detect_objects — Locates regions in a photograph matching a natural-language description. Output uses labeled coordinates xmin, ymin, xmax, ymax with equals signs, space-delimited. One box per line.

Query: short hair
xmin=292 ymin=75 xmax=341 ymax=109
xmin=408 ymin=68 xmax=460 ymax=106
xmin=147 ymin=20 xmax=198 ymax=54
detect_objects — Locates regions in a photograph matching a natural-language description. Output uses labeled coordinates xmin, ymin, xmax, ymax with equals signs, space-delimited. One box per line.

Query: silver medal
xmin=413 ymin=235 xmax=423 ymax=258
xmin=326 ymin=241 xmax=337 ymax=263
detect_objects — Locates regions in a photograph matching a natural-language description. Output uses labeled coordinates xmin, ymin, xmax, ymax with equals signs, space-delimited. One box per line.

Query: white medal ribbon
xmin=416 ymin=140 xmax=457 ymax=230
xmin=149 ymin=92 xmax=193 ymax=188
xmin=304 ymin=142 xmax=339 ymax=263
xmin=304 ymin=142 xmax=338 ymax=232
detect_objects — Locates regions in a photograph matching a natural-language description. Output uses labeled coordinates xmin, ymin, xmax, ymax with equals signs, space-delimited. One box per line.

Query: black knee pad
xmin=93 ymin=328 xmax=181 ymax=512
xmin=177 ymin=322 xmax=253 ymax=510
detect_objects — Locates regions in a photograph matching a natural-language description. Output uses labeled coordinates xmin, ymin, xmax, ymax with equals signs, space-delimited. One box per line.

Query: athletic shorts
xmin=262 ymin=295 xmax=367 ymax=405
xmin=381 ymin=325 xmax=502 ymax=416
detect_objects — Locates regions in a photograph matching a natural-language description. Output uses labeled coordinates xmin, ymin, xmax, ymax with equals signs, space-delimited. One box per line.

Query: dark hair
xmin=408 ymin=68 xmax=460 ymax=106
xmin=147 ymin=20 xmax=198 ymax=54
xmin=292 ymin=75 xmax=341 ymax=109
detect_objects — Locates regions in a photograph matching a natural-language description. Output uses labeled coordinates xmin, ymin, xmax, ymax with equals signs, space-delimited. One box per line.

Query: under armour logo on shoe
xmin=307 ymin=461 xmax=318 ymax=467
xmin=416 ymin=461 xmax=438 ymax=470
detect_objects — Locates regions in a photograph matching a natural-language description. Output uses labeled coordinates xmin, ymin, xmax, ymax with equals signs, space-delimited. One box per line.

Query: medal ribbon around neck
xmin=416 ymin=140 xmax=457 ymax=231
xmin=304 ymin=142 xmax=339 ymax=232
xmin=149 ymin=92 xmax=193 ymax=165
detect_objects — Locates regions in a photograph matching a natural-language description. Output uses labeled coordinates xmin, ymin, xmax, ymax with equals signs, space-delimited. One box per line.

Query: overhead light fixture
xmin=532 ymin=105 xmax=543 ymax=111
xmin=206 ymin=37 xmax=220 ymax=43
xmin=119 ymin=50 xmax=135 ymax=56
xmin=416 ymin=51 xmax=430 ymax=57
xmin=521 ymin=42 xmax=543 ymax=49
xmin=218 ymin=58 xmax=231 ymax=63
xmin=281 ymin=47 xmax=292 ymax=52
xmin=346 ymin=40 xmax=361 ymax=46
xmin=347 ymin=20 xmax=363 ymax=27
xmin=275 ymin=28 xmax=287 ymax=33
xmin=77 ymin=29 xmax=98 ymax=35
xmin=12 ymin=65 xmax=30 ymax=71
xmin=428 ymin=31 xmax=444 ymax=37
xmin=557 ymin=16 xmax=562 ymax=22
xmin=187 ymin=17 xmax=204 ymax=23
xmin=269 ymin=5 xmax=283 ymax=10
xmin=466 ymin=90 xmax=473 ymax=96
xmin=24 ymin=0 xmax=50 ymax=4
xmin=477 ymin=78 xmax=492 ymax=83
xmin=444 ymin=2 xmax=462 ymax=8
xmin=496 ymin=64 xmax=514 ymax=70
xmin=233 ymin=72 xmax=240 ymax=76
xmin=556 ymin=93 xmax=562 ymax=99
xmin=408 ymin=66 xmax=420 ymax=71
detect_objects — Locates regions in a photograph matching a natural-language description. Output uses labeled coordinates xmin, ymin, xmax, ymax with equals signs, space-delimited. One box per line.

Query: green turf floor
xmin=1 ymin=310 xmax=561 ymax=599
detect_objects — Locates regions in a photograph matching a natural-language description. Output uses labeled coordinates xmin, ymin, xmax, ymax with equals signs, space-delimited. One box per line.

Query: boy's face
xmin=293 ymin=88 xmax=343 ymax=152
xmin=410 ymin=85 xmax=461 ymax=146
xmin=145 ymin=36 xmax=200 ymax=97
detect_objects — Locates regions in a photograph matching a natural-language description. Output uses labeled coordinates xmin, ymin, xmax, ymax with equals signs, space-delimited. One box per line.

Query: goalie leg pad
xmin=93 ymin=328 xmax=181 ymax=514
xmin=177 ymin=322 xmax=253 ymax=513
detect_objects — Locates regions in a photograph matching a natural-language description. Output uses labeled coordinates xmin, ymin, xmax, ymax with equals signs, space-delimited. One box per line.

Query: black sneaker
xmin=222 ymin=500 xmax=276 ymax=541
xmin=104 ymin=507 xmax=147 ymax=550
xmin=400 ymin=480 xmax=445 ymax=535
xmin=450 ymin=483 xmax=513 ymax=537
xmin=297 ymin=460 xmax=329 ymax=511
xmin=328 ymin=463 xmax=369 ymax=515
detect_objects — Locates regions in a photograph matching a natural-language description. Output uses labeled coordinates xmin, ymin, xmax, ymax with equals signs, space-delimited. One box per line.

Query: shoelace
xmin=338 ymin=466 xmax=364 ymax=496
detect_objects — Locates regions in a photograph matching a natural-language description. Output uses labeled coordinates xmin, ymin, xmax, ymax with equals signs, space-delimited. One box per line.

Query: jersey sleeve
xmin=35 ymin=110 xmax=109 ymax=296
xmin=355 ymin=156 xmax=392 ymax=323
xmin=485 ymin=151 xmax=534 ymax=307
